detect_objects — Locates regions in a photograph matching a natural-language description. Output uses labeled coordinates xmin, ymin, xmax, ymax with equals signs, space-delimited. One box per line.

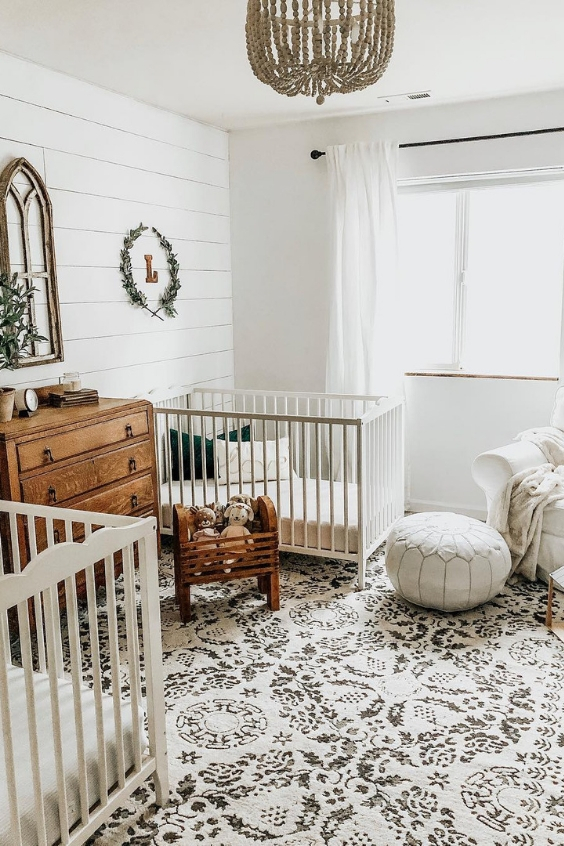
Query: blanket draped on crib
xmin=488 ymin=427 xmax=564 ymax=581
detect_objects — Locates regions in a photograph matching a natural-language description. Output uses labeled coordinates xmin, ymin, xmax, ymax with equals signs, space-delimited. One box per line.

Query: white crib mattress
xmin=161 ymin=477 xmax=361 ymax=555
xmin=0 ymin=663 xmax=145 ymax=846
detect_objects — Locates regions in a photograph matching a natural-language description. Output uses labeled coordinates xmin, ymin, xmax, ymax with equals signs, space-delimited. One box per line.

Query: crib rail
xmin=0 ymin=502 xmax=168 ymax=846
xmin=153 ymin=387 xmax=404 ymax=587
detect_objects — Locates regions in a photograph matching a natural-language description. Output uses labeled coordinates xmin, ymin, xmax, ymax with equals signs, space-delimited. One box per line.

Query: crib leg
xmin=154 ymin=760 xmax=170 ymax=807
xmin=357 ymin=556 xmax=366 ymax=591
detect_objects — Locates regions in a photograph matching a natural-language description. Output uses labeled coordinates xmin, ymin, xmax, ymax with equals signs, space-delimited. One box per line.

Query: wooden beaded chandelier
xmin=246 ymin=0 xmax=395 ymax=105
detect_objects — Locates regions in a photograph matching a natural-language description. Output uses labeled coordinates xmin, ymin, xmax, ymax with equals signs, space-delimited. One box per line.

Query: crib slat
xmin=0 ymin=654 xmax=22 ymax=846
xmin=138 ymin=530 xmax=169 ymax=806
xmin=17 ymin=595 xmax=49 ymax=846
xmin=250 ymin=429 xmax=257 ymax=499
xmin=44 ymin=583 xmax=71 ymax=844
xmin=275 ymin=419 xmax=281 ymax=524
xmin=315 ymin=422 xmax=321 ymax=551
xmin=187 ymin=412 xmax=196 ymax=505
xmin=0 ymin=524 xmax=9 ymax=664
xmin=26 ymin=518 xmax=47 ymax=673
xmin=301 ymin=422 xmax=308 ymax=549
xmin=201 ymin=414 xmax=209 ymax=505
xmin=104 ymin=553 xmax=126 ymax=790
xmin=122 ymin=541 xmax=143 ymax=773
xmin=288 ymin=421 xmax=295 ymax=547
xmin=85 ymin=562 xmax=109 ymax=805
xmin=65 ymin=571 xmax=90 ymax=825
xmin=164 ymin=415 xmax=174 ymax=518
xmin=222 ymin=414 xmax=231 ymax=500
xmin=329 ymin=424 xmax=335 ymax=552
xmin=237 ymin=416 xmax=245 ymax=488
xmin=343 ymin=425 xmax=349 ymax=556
xmin=212 ymin=416 xmax=220 ymax=504
xmin=261 ymin=419 xmax=268 ymax=496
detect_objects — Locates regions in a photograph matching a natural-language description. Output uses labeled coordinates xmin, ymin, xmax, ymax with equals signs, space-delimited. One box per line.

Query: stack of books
xmin=49 ymin=388 xmax=99 ymax=408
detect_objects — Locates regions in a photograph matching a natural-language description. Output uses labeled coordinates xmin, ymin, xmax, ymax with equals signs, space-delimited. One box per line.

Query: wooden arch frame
xmin=0 ymin=157 xmax=63 ymax=366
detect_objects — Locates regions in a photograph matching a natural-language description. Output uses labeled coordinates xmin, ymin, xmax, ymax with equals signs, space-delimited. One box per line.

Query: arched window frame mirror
xmin=0 ymin=157 xmax=63 ymax=367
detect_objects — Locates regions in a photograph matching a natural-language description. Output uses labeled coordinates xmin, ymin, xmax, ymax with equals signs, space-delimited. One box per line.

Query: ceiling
xmin=0 ymin=0 xmax=563 ymax=130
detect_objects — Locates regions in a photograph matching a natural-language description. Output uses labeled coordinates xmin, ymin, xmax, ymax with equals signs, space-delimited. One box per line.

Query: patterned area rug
xmin=89 ymin=542 xmax=564 ymax=846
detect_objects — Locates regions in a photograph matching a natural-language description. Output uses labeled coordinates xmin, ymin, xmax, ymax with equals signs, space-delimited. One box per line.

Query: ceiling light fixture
xmin=246 ymin=0 xmax=396 ymax=105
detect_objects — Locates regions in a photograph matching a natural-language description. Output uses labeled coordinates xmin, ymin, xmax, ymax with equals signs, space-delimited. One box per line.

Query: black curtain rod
xmin=310 ymin=125 xmax=564 ymax=159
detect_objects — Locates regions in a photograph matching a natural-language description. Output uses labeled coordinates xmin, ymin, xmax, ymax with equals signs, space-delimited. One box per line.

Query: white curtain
xmin=326 ymin=141 xmax=402 ymax=397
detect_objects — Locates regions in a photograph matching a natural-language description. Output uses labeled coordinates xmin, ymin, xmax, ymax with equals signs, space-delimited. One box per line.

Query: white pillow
xmin=216 ymin=438 xmax=291 ymax=483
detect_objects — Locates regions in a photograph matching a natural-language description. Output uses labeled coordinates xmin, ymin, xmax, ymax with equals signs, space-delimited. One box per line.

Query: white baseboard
xmin=407 ymin=499 xmax=487 ymax=522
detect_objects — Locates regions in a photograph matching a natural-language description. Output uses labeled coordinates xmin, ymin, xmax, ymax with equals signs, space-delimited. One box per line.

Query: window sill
xmin=405 ymin=371 xmax=558 ymax=382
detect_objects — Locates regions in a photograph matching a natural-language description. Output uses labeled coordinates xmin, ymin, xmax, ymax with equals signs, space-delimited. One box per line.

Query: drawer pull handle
xmin=48 ymin=486 xmax=57 ymax=504
xmin=44 ymin=447 xmax=54 ymax=463
xmin=125 ymin=424 xmax=133 ymax=438
xmin=131 ymin=494 xmax=138 ymax=508
xmin=129 ymin=457 xmax=137 ymax=472
xmin=53 ymin=529 xmax=60 ymax=544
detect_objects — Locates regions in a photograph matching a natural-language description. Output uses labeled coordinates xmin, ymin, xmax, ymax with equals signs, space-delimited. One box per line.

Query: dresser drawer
xmin=29 ymin=474 xmax=155 ymax=555
xmin=75 ymin=473 xmax=155 ymax=517
xmin=17 ymin=410 xmax=150 ymax=472
xmin=20 ymin=441 xmax=154 ymax=505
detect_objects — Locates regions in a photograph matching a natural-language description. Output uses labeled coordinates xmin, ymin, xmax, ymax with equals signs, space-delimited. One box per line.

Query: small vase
xmin=0 ymin=387 xmax=15 ymax=423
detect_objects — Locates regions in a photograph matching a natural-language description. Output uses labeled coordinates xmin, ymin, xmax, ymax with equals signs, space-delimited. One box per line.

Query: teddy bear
xmin=190 ymin=506 xmax=220 ymax=570
xmin=220 ymin=500 xmax=254 ymax=567
xmin=206 ymin=500 xmax=226 ymax=531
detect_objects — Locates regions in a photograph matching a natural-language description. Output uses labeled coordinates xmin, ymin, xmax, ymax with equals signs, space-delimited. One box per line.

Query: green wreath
xmin=120 ymin=223 xmax=181 ymax=320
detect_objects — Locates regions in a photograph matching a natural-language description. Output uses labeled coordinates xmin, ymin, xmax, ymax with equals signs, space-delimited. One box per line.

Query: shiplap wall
xmin=0 ymin=51 xmax=234 ymax=397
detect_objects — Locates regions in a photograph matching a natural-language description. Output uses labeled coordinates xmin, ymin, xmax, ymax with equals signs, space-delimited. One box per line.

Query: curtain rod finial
xmin=311 ymin=150 xmax=326 ymax=160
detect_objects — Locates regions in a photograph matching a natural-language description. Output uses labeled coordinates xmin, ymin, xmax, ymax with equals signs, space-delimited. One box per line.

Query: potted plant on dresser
xmin=0 ymin=272 xmax=46 ymax=422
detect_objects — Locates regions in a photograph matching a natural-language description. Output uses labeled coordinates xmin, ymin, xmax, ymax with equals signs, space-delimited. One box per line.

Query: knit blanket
xmin=488 ymin=427 xmax=564 ymax=580
xmin=515 ymin=426 xmax=564 ymax=466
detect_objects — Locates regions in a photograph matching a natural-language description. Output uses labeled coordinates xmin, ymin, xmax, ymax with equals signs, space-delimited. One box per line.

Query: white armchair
xmin=472 ymin=388 xmax=564 ymax=584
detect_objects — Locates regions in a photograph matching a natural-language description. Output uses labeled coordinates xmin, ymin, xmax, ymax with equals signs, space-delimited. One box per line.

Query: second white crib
xmin=151 ymin=386 xmax=404 ymax=588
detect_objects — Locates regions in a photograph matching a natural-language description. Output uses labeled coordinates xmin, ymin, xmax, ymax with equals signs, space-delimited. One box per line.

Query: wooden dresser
xmin=0 ymin=397 xmax=159 ymax=550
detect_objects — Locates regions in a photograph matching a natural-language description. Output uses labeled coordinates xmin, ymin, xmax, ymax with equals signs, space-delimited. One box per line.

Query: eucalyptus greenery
xmin=0 ymin=272 xmax=47 ymax=370
xmin=119 ymin=223 xmax=181 ymax=320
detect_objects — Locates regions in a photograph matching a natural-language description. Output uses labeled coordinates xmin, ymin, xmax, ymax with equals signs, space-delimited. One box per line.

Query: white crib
xmin=0 ymin=501 xmax=168 ymax=846
xmin=151 ymin=387 xmax=405 ymax=588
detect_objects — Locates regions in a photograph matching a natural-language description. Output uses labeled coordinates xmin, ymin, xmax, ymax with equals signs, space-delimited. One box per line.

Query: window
xmin=398 ymin=178 xmax=564 ymax=378
xmin=0 ymin=157 xmax=64 ymax=366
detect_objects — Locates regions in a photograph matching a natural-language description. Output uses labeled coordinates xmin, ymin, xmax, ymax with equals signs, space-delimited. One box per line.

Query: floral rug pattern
xmin=88 ymin=542 xmax=564 ymax=846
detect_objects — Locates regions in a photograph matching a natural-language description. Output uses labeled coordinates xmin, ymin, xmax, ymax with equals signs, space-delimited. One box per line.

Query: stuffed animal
xmin=207 ymin=500 xmax=226 ymax=531
xmin=226 ymin=493 xmax=253 ymax=509
xmin=220 ymin=500 xmax=254 ymax=566
xmin=190 ymin=506 xmax=220 ymax=570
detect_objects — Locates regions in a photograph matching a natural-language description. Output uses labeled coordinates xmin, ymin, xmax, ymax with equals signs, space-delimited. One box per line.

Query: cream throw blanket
xmin=488 ymin=427 xmax=564 ymax=580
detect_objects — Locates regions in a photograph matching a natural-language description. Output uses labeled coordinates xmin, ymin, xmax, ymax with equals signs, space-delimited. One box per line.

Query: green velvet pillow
xmin=170 ymin=425 xmax=251 ymax=481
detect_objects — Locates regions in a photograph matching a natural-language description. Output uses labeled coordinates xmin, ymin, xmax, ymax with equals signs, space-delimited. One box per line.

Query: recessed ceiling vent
xmin=378 ymin=90 xmax=431 ymax=103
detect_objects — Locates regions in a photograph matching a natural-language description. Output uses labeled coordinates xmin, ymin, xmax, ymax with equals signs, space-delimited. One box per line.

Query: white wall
xmin=230 ymin=90 xmax=564 ymax=517
xmin=0 ymin=51 xmax=234 ymax=398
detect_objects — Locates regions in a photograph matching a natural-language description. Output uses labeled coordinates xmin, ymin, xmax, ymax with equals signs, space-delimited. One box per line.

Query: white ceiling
xmin=0 ymin=0 xmax=563 ymax=130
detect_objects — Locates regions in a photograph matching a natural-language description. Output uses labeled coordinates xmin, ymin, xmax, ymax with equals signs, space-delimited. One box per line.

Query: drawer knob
xmin=44 ymin=447 xmax=54 ymax=463
xmin=129 ymin=457 xmax=137 ymax=472
xmin=125 ymin=424 xmax=133 ymax=438
xmin=48 ymin=486 xmax=57 ymax=504
xmin=131 ymin=494 xmax=138 ymax=508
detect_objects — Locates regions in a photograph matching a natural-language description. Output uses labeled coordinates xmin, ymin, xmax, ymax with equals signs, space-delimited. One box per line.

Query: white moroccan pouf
xmin=385 ymin=512 xmax=511 ymax=611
